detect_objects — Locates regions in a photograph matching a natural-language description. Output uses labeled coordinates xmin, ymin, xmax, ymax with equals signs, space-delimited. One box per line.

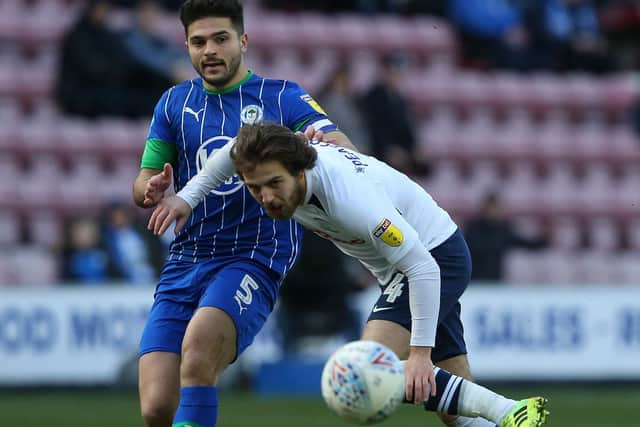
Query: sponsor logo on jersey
xmin=373 ymin=218 xmax=403 ymax=247
xmin=300 ymin=94 xmax=327 ymax=115
xmin=195 ymin=136 xmax=244 ymax=195
xmin=240 ymin=104 xmax=264 ymax=125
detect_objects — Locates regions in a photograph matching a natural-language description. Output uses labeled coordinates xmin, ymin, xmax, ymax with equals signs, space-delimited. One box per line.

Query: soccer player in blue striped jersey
xmin=132 ymin=2 xmax=355 ymax=427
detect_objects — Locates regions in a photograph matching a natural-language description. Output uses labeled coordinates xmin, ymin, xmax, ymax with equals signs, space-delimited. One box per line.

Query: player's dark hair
xmin=232 ymin=124 xmax=317 ymax=176
xmin=179 ymin=0 xmax=244 ymax=36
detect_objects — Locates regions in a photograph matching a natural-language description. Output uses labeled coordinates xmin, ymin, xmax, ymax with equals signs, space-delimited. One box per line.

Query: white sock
xmin=447 ymin=416 xmax=497 ymax=427
xmin=457 ymin=381 xmax=516 ymax=424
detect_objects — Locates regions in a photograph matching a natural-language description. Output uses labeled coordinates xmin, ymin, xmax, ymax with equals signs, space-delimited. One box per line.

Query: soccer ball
xmin=321 ymin=340 xmax=405 ymax=424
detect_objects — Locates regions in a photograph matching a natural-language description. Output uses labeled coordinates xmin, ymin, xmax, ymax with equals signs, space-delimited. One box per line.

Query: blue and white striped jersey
xmin=147 ymin=71 xmax=338 ymax=277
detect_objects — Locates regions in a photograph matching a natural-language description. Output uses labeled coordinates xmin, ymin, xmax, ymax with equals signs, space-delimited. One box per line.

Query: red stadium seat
xmin=576 ymin=250 xmax=618 ymax=284
xmin=11 ymin=245 xmax=59 ymax=286
xmin=27 ymin=211 xmax=63 ymax=248
xmin=588 ymin=218 xmax=619 ymax=251
xmin=0 ymin=211 xmax=21 ymax=246
xmin=538 ymin=249 xmax=581 ymax=284
xmin=617 ymin=253 xmax=640 ymax=285
xmin=550 ymin=217 xmax=583 ymax=250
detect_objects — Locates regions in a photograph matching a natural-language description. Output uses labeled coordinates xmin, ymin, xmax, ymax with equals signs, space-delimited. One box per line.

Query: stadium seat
xmin=564 ymin=73 xmax=603 ymax=112
xmin=504 ymin=250 xmax=543 ymax=284
xmin=538 ymin=249 xmax=582 ymax=284
xmin=577 ymin=164 xmax=617 ymax=216
xmin=0 ymin=211 xmax=21 ymax=247
xmin=576 ymin=250 xmax=618 ymax=284
xmin=467 ymin=160 xmax=501 ymax=197
xmin=11 ymin=245 xmax=59 ymax=286
xmin=19 ymin=114 xmax=62 ymax=155
xmin=27 ymin=211 xmax=63 ymax=248
xmin=627 ymin=219 xmax=640 ymax=251
xmin=532 ymin=112 xmax=573 ymax=161
xmin=58 ymin=118 xmax=100 ymax=156
xmin=588 ymin=218 xmax=620 ymax=251
xmin=408 ymin=16 xmax=457 ymax=58
xmin=348 ymin=50 xmax=379 ymax=94
xmin=550 ymin=217 xmax=583 ymax=250
xmin=617 ymin=252 xmax=640 ymax=285
xmin=538 ymin=162 xmax=579 ymax=216
xmin=502 ymin=162 xmax=541 ymax=215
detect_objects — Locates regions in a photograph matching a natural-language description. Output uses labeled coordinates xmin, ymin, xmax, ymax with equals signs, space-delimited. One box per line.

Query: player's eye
xmin=216 ymin=36 xmax=228 ymax=44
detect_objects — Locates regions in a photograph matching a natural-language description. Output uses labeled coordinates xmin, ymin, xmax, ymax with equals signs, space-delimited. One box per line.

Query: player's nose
xmin=260 ymin=189 xmax=274 ymax=204
xmin=203 ymin=39 xmax=218 ymax=55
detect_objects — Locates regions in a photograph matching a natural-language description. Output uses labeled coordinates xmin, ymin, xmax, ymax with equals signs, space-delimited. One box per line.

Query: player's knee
xmin=141 ymin=398 xmax=176 ymax=427
xmin=181 ymin=340 xmax=232 ymax=385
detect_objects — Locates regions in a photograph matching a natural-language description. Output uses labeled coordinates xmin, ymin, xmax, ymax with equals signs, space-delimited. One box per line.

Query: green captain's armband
xmin=140 ymin=138 xmax=177 ymax=169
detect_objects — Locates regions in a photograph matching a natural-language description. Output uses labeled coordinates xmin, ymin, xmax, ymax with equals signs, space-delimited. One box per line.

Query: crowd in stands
xmin=0 ymin=0 xmax=638 ymax=307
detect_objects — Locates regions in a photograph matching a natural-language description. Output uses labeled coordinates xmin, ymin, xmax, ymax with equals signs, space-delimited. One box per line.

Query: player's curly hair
xmin=179 ymin=0 xmax=244 ymax=36
xmin=232 ymin=124 xmax=318 ymax=176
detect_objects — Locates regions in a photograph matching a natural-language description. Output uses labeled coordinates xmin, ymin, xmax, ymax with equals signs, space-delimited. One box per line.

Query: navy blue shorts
xmin=139 ymin=258 xmax=280 ymax=361
xmin=367 ymin=229 xmax=472 ymax=363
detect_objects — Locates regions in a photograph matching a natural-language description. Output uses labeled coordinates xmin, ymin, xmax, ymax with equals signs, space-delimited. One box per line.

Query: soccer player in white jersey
xmin=148 ymin=124 xmax=549 ymax=427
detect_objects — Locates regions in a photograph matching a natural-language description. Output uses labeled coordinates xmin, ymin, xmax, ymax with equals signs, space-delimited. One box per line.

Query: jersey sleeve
xmin=337 ymin=179 xmax=420 ymax=267
xmin=281 ymin=81 xmax=339 ymax=133
xmin=147 ymin=88 xmax=176 ymax=144
xmin=140 ymin=88 xmax=178 ymax=169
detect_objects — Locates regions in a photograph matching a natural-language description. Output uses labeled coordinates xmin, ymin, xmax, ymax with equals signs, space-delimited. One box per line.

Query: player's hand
xmin=404 ymin=346 xmax=436 ymax=404
xmin=147 ymin=195 xmax=192 ymax=236
xmin=143 ymin=163 xmax=173 ymax=207
xmin=297 ymin=125 xmax=337 ymax=144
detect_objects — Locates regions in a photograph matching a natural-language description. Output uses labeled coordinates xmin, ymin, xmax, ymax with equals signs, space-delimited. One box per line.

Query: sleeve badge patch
xmin=300 ymin=94 xmax=327 ymax=115
xmin=373 ymin=218 xmax=404 ymax=247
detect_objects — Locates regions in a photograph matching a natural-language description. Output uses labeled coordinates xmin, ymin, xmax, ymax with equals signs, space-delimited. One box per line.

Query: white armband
xmin=177 ymin=140 xmax=236 ymax=209
xmin=394 ymin=242 xmax=441 ymax=347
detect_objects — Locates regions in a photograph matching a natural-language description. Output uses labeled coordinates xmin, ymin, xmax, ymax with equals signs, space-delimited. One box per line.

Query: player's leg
xmin=139 ymin=263 xmax=199 ymax=427
xmin=139 ymin=352 xmax=181 ymax=427
xmin=172 ymin=260 xmax=280 ymax=427
xmin=362 ymin=320 xmax=547 ymax=426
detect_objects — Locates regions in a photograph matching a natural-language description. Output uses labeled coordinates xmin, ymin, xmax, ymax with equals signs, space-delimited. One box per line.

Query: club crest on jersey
xmin=196 ymin=136 xmax=244 ymax=195
xmin=300 ymin=94 xmax=326 ymax=115
xmin=373 ymin=218 xmax=404 ymax=247
xmin=240 ymin=105 xmax=263 ymax=125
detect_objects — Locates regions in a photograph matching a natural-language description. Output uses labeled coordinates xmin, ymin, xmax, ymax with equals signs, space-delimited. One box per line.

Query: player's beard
xmin=198 ymin=51 xmax=242 ymax=89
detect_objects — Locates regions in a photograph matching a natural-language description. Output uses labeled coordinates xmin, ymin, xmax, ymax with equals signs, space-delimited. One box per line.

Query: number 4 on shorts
xmin=383 ymin=273 xmax=405 ymax=303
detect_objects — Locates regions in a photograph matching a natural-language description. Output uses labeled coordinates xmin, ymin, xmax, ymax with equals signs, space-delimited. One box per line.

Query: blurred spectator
xmin=122 ymin=0 xmax=193 ymax=85
xmin=55 ymin=0 xmax=172 ymax=118
xmin=448 ymin=0 xmax=532 ymax=70
xmin=524 ymin=0 xmax=614 ymax=73
xmin=360 ymin=53 xmax=429 ymax=175
xmin=102 ymin=201 xmax=163 ymax=284
xmin=61 ymin=216 xmax=114 ymax=284
xmin=464 ymin=192 xmax=549 ymax=282
xmin=317 ymin=65 xmax=370 ymax=153
xmin=277 ymin=230 xmax=361 ymax=352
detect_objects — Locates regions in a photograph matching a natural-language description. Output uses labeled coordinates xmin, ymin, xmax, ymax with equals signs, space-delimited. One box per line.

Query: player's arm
xmin=345 ymin=192 xmax=439 ymax=404
xmin=133 ymin=138 xmax=177 ymax=208
xmin=393 ymin=242 xmax=440 ymax=404
xmin=135 ymin=89 xmax=178 ymax=208
xmin=320 ymin=130 xmax=358 ymax=151
xmin=147 ymin=141 xmax=236 ymax=235
xmin=133 ymin=167 xmax=163 ymax=207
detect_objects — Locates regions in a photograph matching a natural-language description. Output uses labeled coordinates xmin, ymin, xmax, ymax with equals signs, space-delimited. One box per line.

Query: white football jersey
xmin=295 ymin=141 xmax=457 ymax=284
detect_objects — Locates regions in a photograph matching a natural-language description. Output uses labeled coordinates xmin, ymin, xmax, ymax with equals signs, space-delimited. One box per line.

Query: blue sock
xmin=172 ymin=386 xmax=218 ymax=427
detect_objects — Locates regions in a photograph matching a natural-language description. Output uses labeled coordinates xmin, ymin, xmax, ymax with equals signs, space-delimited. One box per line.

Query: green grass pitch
xmin=1 ymin=385 xmax=638 ymax=426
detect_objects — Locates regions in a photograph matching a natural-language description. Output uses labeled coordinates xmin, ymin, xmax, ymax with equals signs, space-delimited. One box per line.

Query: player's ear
xmin=240 ymin=33 xmax=248 ymax=52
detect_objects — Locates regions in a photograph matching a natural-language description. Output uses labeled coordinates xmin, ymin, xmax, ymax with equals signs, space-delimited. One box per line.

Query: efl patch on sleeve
xmin=300 ymin=94 xmax=327 ymax=115
xmin=373 ymin=218 xmax=404 ymax=247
